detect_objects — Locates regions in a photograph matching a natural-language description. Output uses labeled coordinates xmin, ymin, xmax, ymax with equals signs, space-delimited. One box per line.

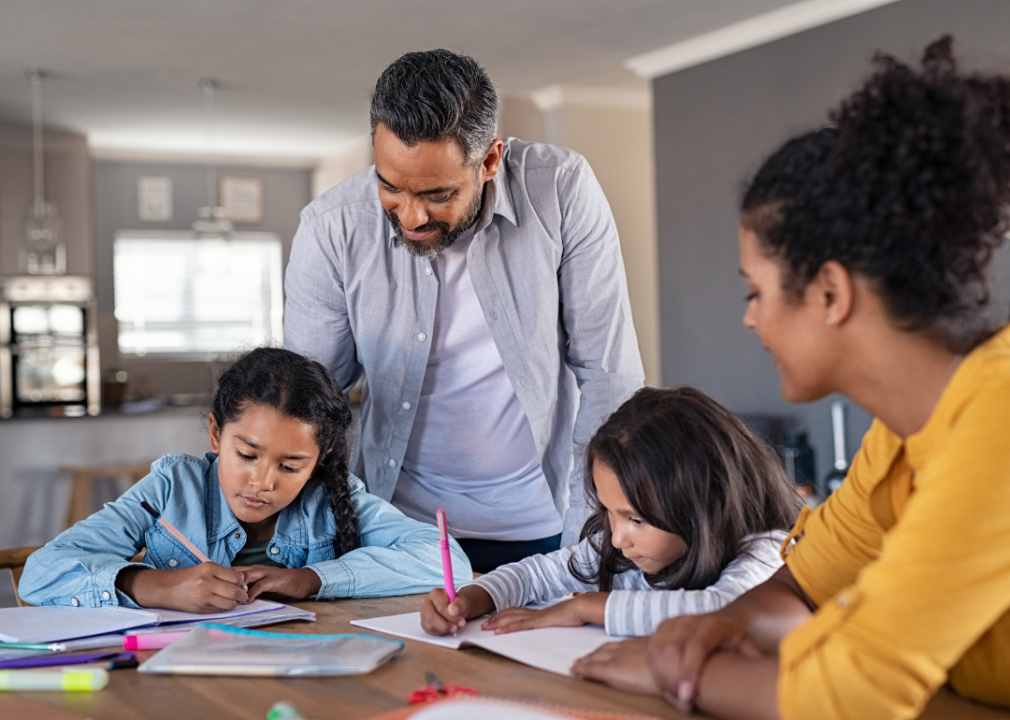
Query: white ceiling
xmin=0 ymin=0 xmax=819 ymax=164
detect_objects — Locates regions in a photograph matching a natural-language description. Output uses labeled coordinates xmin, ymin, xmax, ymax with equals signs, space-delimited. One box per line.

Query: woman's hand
xmin=647 ymin=612 xmax=763 ymax=712
xmin=481 ymin=592 xmax=608 ymax=634
xmin=420 ymin=585 xmax=495 ymax=636
xmin=116 ymin=563 xmax=249 ymax=613
xmin=571 ymin=638 xmax=661 ymax=696
xmin=241 ymin=566 xmax=322 ymax=601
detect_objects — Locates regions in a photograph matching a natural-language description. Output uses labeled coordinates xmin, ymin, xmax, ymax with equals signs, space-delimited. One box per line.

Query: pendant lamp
xmin=22 ymin=70 xmax=66 ymax=275
xmin=192 ymin=78 xmax=233 ymax=239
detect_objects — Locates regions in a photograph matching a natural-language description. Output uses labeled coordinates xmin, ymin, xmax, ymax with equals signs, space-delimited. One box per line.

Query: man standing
xmin=284 ymin=49 xmax=643 ymax=572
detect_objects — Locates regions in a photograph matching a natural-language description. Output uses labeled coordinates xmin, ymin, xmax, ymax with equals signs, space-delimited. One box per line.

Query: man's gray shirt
xmin=284 ymin=138 xmax=644 ymax=544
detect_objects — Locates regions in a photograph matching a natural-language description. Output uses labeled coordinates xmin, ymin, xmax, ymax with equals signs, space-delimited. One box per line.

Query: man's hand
xmin=571 ymin=638 xmax=661 ymax=696
xmin=116 ymin=563 xmax=249 ymax=613
xmin=241 ymin=566 xmax=322 ymax=601
xmin=420 ymin=585 xmax=495 ymax=636
xmin=481 ymin=592 xmax=608 ymax=634
xmin=647 ymin=612 xmax=763 ymax=713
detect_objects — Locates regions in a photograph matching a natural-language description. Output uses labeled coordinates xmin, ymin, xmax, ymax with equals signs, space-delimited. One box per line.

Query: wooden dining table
xmin=7 ymin=593 xmax=1010 ymax=720
xmin=9 ymin=593 xmax=687 ymax=720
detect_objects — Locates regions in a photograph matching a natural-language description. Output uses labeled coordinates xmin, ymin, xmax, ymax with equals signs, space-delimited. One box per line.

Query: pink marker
xmin=436 ymin=509 xmax=458 ymax=636
xmin=123 ymin=630 xmax=188 ymax=651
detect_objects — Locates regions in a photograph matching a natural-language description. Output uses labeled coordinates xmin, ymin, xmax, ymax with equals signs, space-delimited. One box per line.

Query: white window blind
xmin=114 ymin=231 xmax=284 ymax=357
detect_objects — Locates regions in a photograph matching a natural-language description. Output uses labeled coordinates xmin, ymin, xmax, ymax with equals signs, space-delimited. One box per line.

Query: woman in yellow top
xmin=572 ymin=37 xmax=1010 ymax=719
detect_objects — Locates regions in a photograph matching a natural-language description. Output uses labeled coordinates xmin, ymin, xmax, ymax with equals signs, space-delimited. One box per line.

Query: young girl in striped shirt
xmin=420 ymin=386 xmax=799 ymax=637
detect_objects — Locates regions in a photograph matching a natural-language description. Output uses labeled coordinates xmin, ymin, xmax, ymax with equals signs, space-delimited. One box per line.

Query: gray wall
xmin=93 ymin=161 xmax=311 ymax=397
xmin=653 ymin=0 xmax=1010 ymax=491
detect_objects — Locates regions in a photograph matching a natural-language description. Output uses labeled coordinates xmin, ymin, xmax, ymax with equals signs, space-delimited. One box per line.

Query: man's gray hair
xmin=370 ymin=49 xmax=498 ymax=166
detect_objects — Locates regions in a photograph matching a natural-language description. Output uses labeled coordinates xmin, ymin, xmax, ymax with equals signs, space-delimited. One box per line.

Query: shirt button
xmin=71 ymin=597 xmax=80 ymax=607
xmin=417 ymin=332 xmax=427 ymax=342
xmin=168 ymin=558 xmax=178 ymax=568
xmin=269 ymin=546 xmax=280 ymax=556
xmin=425 ymin=266 xmax=433 ymax=276
xmin=402 ymin=401 xmax=411 ymax=410
xmin=234 ymin=532 xmax=242 ymax=539
xmin=388 ymin=459 xmax=397 ymax=468
xmin=836 ymin=593 xmax=851 ymax=608
xmin=102 ymin=591 xmax=111 ymax=601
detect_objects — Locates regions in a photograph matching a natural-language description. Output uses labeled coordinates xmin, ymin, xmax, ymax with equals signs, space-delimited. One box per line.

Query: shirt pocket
xmin=144 ymin=526 xmax=202 ymax=569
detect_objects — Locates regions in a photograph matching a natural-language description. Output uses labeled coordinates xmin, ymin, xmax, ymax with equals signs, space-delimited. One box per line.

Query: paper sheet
xmin=350 ymin=611 xmax=624 ymax=677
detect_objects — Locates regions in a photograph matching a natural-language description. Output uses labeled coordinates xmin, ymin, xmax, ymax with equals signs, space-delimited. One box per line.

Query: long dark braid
xmin=211 ymin=347 xmax=360 ymax=556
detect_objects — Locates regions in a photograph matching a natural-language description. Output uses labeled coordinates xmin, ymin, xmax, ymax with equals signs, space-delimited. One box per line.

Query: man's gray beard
xmin=389 ymin=182 xmax=484 ymax=259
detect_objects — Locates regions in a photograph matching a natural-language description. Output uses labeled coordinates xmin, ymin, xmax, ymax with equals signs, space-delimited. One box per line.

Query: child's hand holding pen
xmin=116 ymin=563 xmax=249 ymax=613
xmin=420 ymin=585 xmax=495 ymax=636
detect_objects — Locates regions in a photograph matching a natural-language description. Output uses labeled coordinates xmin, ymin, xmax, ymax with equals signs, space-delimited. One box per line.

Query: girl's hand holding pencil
xmin=420 ymin=585 xmax=495 ymax=636
xmin=115 ymin=563 xmax=249 ymax=614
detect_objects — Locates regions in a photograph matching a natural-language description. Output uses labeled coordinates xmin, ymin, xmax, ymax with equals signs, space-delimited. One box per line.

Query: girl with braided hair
xmin=574 ymin=37 xmax=1010 ymax=719
xmin=21 ymin=347 xmax=470 ymax=611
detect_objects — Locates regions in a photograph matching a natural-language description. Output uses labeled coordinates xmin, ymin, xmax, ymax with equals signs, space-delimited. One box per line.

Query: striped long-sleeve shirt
xmin=470 ymin=531 xmax=788 ymax=637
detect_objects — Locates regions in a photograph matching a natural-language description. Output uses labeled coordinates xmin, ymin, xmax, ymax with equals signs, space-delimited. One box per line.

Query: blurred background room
xmin=1 ymin=0 xmax=1009 ymax=605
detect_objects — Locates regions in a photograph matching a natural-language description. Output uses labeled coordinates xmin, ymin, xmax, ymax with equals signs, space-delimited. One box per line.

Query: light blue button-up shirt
xmin=19 ymin=452 xmax=469 ymax=607
xmin=284 ymin=139 xmax=644 ymax=544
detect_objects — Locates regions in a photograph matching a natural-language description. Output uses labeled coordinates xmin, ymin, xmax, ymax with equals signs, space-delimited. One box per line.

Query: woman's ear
xmin=813 ymin=260 xmax=855 ymax=326
xmin=208 ymin=412 xmax=222 ymax=453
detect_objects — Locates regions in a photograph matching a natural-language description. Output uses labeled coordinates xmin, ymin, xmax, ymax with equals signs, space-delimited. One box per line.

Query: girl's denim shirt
xmin=19 ymin=452 xmax=471 ymax=608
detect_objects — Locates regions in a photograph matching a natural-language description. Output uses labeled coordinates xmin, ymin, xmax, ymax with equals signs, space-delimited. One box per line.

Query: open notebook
xmin=0 ymin=599 xmax=294 ymax=644
xmin=350 ymin=611 xmax=628 ymax=678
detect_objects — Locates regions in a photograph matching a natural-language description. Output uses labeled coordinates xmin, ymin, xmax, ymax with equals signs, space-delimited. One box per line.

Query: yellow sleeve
xmin=778 ymin=381 xmax=1010 ymax=720
xmin=784 ymin=418 xmax=895 ymax=606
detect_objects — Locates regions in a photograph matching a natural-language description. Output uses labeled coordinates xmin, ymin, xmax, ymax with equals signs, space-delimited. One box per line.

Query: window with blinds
xmin=114 ymin=231 xmax=284 ymax=357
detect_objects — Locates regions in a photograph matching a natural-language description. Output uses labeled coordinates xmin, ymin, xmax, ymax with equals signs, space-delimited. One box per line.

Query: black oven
xmin=1 ymin=276 xmax=100 ymax=417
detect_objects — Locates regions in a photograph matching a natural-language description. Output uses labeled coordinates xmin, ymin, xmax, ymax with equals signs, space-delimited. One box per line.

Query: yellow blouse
xmin=779 ymin=324 xmax=1010 ymax=720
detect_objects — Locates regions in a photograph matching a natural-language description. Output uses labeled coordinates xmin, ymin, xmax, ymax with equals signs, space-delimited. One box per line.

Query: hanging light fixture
xmin=22 ymin=69 xmax=66 ymax=275
xmin=192 ymin=78 xmax=233 ymax=238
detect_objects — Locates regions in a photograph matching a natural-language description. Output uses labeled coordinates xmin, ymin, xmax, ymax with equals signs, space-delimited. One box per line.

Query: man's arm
xmin=283 ymin=208 xmax=362 ymax=391
xmin=556 ymin=156 xmax=645 ymax=544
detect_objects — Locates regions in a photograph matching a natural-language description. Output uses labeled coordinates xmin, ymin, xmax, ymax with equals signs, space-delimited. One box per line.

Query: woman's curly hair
xmin=211 ymin=347 xmax=360 ymax=556
xmin=742 ymin=36 xmax=1010 ymax=352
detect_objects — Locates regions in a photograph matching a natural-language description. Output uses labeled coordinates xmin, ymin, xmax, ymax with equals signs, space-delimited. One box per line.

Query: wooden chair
xmin=60 ymin=461 xmax=154 ymax=529
xmin=0 ymin=546 xmax=42 ymax=607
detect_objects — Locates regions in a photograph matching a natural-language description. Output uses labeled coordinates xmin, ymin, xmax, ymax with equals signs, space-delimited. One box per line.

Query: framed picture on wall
xmin=219 ymin=175 xmax=265 ymax=224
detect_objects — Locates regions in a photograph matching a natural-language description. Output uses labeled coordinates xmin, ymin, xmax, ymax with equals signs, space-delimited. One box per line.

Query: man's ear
xmin=814 ymin=260 xmax=855 ymax=326
xmin=479 ymin=139 xmax=504 ymax=183
xmin=208 ymin=412 xmax=222 ymax=453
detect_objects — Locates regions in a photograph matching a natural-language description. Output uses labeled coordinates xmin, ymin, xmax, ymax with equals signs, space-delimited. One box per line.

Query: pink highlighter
xmin=436 ymin=509 xmax=458 ymax=636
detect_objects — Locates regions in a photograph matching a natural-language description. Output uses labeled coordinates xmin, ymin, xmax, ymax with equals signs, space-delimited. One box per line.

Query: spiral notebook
xmin=0 ymin=599 xmax=290 ymax=644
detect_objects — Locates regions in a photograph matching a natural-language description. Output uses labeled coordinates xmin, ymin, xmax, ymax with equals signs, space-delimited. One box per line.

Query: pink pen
xmin=436 ymin=509 xmax=458 ymax=636
xmin=123 ymin=630 xmax=188 ymax=651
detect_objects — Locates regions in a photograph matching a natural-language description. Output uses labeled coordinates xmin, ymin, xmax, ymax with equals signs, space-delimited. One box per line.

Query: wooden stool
xmin=60 ymin=461 xmax=154 ymax=529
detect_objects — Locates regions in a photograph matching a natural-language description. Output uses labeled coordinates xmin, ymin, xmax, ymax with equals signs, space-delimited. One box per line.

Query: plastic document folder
xmin=138 ymin=623 xmax=404 ymax=676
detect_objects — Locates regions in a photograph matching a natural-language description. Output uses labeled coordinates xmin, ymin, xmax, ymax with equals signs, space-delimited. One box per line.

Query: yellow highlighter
xmin=0 ymin=668 xmax=109 ymax=692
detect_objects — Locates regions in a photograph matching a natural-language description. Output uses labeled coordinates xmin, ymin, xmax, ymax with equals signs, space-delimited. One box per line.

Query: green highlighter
xmin=267 ymin=701 xmax=306 ymax=720
xmin=0 ymin=668 xmax=109 ymax=691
